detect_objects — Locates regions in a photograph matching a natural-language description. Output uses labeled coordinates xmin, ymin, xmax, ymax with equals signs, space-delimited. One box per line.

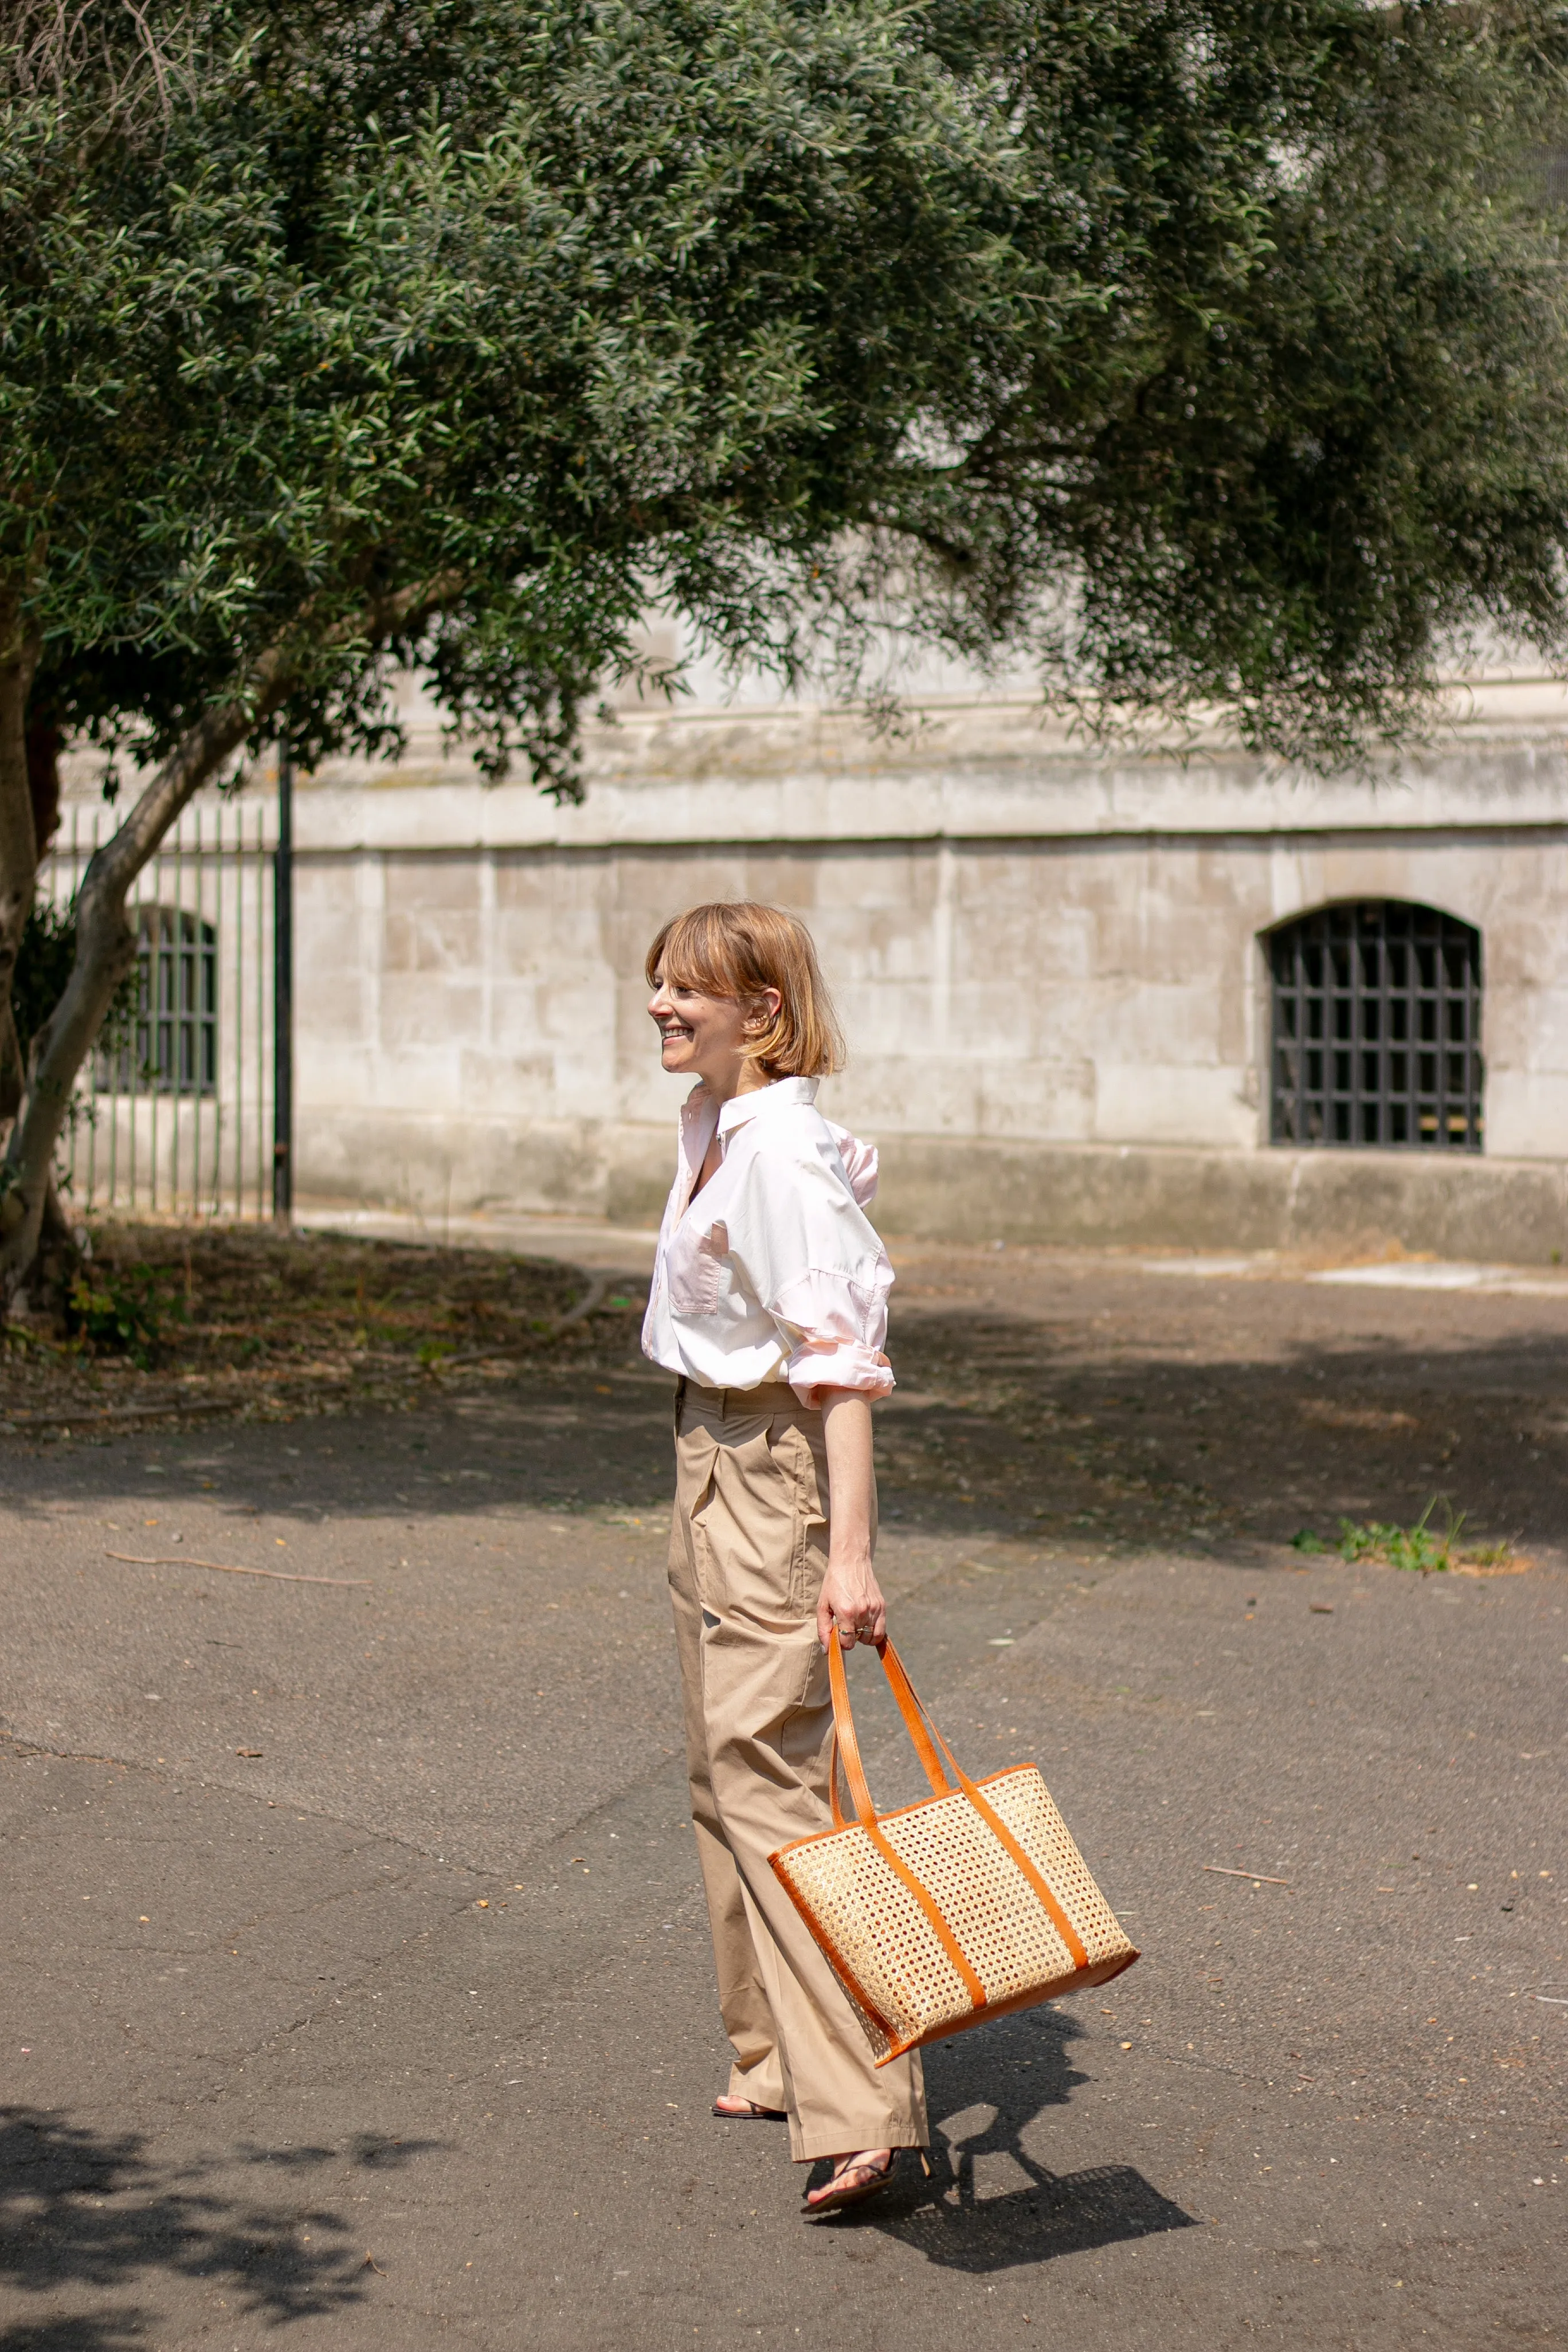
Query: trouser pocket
xmin=689 ymin=1410 xmax=823 ymax=1629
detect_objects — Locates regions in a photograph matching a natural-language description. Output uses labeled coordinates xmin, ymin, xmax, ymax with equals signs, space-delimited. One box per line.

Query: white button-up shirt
xmin=640 ymin=1076 xmax=895 ymax=1405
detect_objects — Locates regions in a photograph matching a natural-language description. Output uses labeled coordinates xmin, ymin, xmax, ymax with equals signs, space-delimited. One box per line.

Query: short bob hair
xmin=645 ymin=901 xmax=844 ymax=1079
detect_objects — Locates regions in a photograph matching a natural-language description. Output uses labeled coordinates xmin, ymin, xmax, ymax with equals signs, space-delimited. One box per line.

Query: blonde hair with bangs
xmin=645 ymin=902 xmax=844 ymax=1079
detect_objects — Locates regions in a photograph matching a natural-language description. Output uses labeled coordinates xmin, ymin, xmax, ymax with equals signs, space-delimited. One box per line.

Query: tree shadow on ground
xmin=812 ymin=2008 xmax=1197 ymax=2272
xmin=0 ymin=2110 xmax=441 ymax=2339
xmin=6 ymin=1297 xmax=1568 ymax=1570
xmin=0 ymin=2318 xmax=159 ymax=2351
xmin=876 ymin=1312 xmax=1568 ymax=1558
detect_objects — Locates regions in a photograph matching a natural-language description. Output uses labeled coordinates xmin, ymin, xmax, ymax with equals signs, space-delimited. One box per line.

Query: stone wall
xmin=190 ymin=673 xmax=1568 ymax=1255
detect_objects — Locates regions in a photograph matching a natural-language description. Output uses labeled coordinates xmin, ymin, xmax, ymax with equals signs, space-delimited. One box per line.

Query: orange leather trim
xmin=827 ymin=1640 xmax=879 ymax=1828
xmin=768 ymin=1851 xmax=897 ymax=2044
xmin=873 ymin=1641 xmax=955 ymax=1798
xmin=860 ymin=1815 xmax=988 ymax=2012
xmin=875 ymin=1947 xmax=1140 ymax=2063
xmin=772 ymin=1816 xmax=986 ymax=2019
xmin=783 ymin=1761 xmax=1040 ymax=1846
xmin=958 ymin=1778 xmax=1090 ymax=1972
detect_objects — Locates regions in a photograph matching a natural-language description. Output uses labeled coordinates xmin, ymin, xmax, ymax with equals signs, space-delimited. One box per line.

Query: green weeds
xmin=65 ymin=1264 xmax=181 ymax=1369
xmin=1291 ymin=1496 xmax=1518 ymax=1573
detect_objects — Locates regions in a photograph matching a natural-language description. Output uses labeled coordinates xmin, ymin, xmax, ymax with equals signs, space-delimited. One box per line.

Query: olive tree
xmin=3 ymin=0 xmax=1567 ymax=1295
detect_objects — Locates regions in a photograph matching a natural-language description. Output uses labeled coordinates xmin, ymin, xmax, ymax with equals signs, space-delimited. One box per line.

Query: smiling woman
xmin=641 ymin=901 xmax=926 ymax=2218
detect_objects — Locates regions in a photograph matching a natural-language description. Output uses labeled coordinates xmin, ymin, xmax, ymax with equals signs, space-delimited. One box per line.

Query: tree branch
xmin=0 ymin=595 xmax=45 ymax=1139
xmin=0 ymin=567 xmax=468 ymax=1295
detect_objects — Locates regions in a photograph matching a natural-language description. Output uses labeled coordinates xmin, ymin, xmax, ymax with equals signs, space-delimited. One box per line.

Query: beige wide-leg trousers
xmin=668 ymin=1380 xmax=928 ymax=2164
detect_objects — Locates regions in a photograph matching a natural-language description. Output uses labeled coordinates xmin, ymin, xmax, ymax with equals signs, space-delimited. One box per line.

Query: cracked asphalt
xmin=2 ymin=1242 xmax=1565 ymax=2350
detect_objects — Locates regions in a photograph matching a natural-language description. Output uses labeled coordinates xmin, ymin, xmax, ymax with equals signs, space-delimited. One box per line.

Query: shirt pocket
xmin=665 ymin=1218 xmax=730 ymax=1318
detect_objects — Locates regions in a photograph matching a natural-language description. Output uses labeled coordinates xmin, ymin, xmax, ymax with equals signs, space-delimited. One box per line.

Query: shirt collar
xmin=716 ymin=1075 xmax=818 ymax=1138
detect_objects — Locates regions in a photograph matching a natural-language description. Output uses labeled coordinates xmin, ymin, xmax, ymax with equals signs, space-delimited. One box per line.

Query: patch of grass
xmin=65 ymin=1263 xmax=182 ymax=1369
xmin=1289 ymin=1495 xmax=1528 ymax=1574
xmin=1334 ymin=1500 xmax=1459 ymax=1573
xmin=1462 ymin=1540 xmax=1519 ymax=1569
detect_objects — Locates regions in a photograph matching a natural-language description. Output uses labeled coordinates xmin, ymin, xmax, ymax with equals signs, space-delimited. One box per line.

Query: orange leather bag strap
xmin=826 ymin=1638 xmax=879 ymax=1829
xmin=825 ymin=1640 xmax=987 ymax=2011
xmin=829 ymin=1732 xmax=852 ymax=1832
xmin=876 ymin=1641 xmax=961 ymax=1794
xmin=875 ymin=1641 xmax=1091 ymax=1974
xmin=828 ymin=1638 xmax=953 ymax=1830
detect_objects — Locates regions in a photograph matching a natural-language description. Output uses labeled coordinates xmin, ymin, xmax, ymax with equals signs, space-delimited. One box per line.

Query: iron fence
xmin=38 ymin=794 xmax=277 ymax=1218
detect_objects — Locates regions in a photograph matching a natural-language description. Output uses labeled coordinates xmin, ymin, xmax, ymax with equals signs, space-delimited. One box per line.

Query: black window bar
xmin=1268 ymin=901 xmax=1483 ymax=1150
xmin=94 ymin=905 xmax=218 ymax=1097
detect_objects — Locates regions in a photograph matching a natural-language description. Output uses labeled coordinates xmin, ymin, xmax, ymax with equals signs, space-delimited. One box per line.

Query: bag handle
xmin=826 ymin=1637 xmax=1090 ymax=1974
xmin=824 ymin=1638 xmax=988 ymax=2010
xmin=827 ymin=1637 xmax=955 ymax=1831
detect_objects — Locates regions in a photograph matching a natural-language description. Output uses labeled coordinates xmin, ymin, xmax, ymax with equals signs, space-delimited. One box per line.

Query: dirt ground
xmin=9 ymin=1219 xmax=1565 ymax=1570
xmin=0 ymin=1221 xmax=641 ymax=1432
xmin=877 ymin=1242 xmax=1568 ymax=1569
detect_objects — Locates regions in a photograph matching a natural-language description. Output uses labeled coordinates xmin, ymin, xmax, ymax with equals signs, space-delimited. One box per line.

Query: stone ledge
xmin=295 ymin=1108 xmax=1568 ymax=1263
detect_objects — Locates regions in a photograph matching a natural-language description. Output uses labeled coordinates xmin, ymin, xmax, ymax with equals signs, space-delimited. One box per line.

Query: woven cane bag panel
xmin=776 ymin=1825 xmax=975 ymax=2047
xmin=879 ymin=1789 xmax=1077 ymax=2004
xmin=979 ymin=1768 xmax=1137 ymax=1971
xmin=837 ymin=1974 xmax=895 ymax=2064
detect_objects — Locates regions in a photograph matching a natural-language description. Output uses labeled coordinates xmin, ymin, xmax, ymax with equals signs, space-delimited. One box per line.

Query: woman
xmin=641 ymin=900 xmax=928 ymax=2218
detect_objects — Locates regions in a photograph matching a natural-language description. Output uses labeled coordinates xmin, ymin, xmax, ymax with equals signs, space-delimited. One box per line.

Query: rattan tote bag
xmin=770 ymin=1638 xmax=1138 ymax=2064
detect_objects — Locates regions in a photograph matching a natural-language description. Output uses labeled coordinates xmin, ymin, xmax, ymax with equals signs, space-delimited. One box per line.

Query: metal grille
xmin=93 ymin=906 xmax=218 ymax=1097
xmin=1269 ymin=900 xmax=1483 ymax=1150
xmin=39 ymin=795 xmax=276 ymax=1216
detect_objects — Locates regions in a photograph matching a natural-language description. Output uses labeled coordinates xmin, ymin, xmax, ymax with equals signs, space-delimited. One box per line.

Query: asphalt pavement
xmin=2 ymin=1245 xmax=1564 ymax=2351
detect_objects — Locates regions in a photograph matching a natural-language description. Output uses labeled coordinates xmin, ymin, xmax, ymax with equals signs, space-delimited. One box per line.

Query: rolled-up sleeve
xmin=725 ymin=1130 xmax=896 ymax=1407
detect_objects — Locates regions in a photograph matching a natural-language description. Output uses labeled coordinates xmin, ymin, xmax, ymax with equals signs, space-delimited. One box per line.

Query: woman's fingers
xmin=820 ymin=1566 xmax=887 ymax=1648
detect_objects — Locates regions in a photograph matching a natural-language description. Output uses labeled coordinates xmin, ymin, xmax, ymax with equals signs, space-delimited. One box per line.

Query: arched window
xmin=94 ymin=905 xmax=218 ymax=1097
xmin=1267 ymin=901 xmax=1482 ymax=1150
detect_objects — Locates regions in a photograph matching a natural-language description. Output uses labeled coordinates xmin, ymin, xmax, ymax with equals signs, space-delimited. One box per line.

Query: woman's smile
xmin=647 ymin=967 xmax=767 ymax=1092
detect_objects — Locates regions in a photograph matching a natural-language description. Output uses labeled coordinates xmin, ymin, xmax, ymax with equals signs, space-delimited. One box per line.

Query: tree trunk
xmin=0 ymin=595 xmax=42 ymax=1140
xmin=0 ymin=571 xmax=464 ymax=1301
xmin=0 ymin=689 xmax=263 ymax=1300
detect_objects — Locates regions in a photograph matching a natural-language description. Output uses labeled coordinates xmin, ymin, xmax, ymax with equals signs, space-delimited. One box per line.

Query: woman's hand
xmin=818 ymin=1548 xmax=887 ymax=1650
xmin=817 ymin=1389 xmax=885 ymax=1649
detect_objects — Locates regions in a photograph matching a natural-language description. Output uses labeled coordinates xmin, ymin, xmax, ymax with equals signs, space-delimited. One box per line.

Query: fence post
xmin=272 ymin=747 xmax=293 ymax=1226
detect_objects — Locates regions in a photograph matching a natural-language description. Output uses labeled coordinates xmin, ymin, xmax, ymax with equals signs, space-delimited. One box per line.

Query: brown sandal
xmin=712 ymin=2095 xmax=787 ymax=2120
xmin=802 ymin=2150 xmax=896 ymax=2220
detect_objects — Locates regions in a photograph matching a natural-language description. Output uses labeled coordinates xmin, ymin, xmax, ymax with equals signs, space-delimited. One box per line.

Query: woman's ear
xmin=743 ymin=986 xmax=783 ymax=1038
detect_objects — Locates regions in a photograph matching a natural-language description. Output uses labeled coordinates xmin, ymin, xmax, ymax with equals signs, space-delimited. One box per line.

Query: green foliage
xmin=6 ymin=0 xmax=1568 ymax=783
xmin=1334 ymin=1514 xmax=1455 ymax=1573
xmin=1298 ymin=1496 xmax=1467 ymax=1570
xmin=9 ymin=900 xmax=77 ymax=1061
xmin=10 ymin=896 xmax=139 ymax=1067
xmin=65 ymin=1260 xmax=179 ymax=1366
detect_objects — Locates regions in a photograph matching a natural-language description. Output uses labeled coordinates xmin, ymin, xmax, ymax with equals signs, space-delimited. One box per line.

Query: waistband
xmin=674 ymin=1374 xmax=813 ymax=1422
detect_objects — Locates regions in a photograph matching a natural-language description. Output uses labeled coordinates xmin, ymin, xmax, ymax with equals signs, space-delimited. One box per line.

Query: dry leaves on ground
xmin=1 ymin=1218 xmax=649 ymax=1434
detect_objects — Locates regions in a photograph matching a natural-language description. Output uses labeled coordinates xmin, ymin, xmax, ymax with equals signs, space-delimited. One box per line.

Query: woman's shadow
xmin=814 ymin=2007 xmax=1195 ymax=2271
